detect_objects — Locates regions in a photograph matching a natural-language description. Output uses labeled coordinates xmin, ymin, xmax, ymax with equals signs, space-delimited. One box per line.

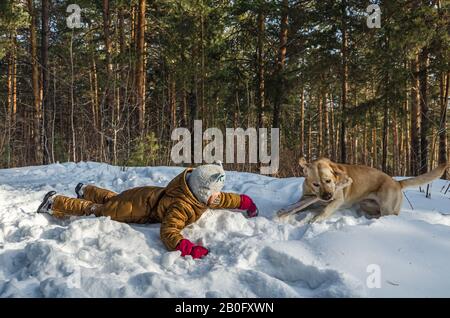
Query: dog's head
xmin=299 ymin=157 xmax=349 ymax=202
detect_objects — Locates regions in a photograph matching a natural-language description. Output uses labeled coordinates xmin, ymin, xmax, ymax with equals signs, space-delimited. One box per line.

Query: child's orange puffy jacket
xmin=51 ymin=168 xmax=241 ymax=250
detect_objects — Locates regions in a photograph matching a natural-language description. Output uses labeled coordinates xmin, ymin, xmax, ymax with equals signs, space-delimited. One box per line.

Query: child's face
xmin=207 ymin=192 xmax=220 ymax=205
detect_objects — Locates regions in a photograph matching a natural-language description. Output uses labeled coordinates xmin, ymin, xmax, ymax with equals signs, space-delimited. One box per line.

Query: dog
xmin=298 ymin=157 xmax=449 ymax=223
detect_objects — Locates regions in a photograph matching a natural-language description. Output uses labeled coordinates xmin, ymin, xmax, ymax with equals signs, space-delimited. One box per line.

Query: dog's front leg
xmin=309 ymin=199 xmax=344 ymax=223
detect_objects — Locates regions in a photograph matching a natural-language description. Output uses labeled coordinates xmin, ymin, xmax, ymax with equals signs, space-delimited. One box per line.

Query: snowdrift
xmin=0 ymin=162 xmax=449 ymax=297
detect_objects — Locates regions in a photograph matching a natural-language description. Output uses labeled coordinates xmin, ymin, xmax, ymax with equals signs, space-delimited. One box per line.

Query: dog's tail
xmin=398 ymin=163 xmax=448 ymax=189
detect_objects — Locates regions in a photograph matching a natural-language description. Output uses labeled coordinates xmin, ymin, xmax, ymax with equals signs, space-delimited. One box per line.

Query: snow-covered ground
xmin=1 ymin=162 xmax=450 ymax=298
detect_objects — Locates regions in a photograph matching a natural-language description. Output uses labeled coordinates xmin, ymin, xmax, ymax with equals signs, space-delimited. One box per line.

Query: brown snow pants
xmin=51 ymin=185 xmax=154 ymax=223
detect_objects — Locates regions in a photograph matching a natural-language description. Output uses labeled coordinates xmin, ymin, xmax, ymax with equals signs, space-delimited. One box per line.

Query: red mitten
xmin=176 ymin=239 xmax=209 ymax=259
xmin=191 ymin=246 xmax=209 ymax=259
xmin=176 ymin=239 xmax=195 ymax=256
xmin=239 ymin=194 xmax=259 ymax=218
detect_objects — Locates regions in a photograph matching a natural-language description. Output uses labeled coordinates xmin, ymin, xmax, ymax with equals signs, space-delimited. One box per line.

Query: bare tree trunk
xmin=118 ymin=5 xmax=126 ymax=133
xmin=69 ymin=31 xmax=76 ymax=162
xmin=410 ymin=55 xmax=421 ymax=176
xmin=12 ymin=36 xmax=17 ymax=129
xmin=89 ymin=67 xmax=97 ymax=132
xmin=382 ymin=102 xmax=389 ymax=173
xmin=131 ymin=5 xmax=136 ymax=43
xmin=91 ymin=55 xmax=102 ymax=159
xmin=330 ymin=94 xmax=336 ymax=161
xmin=129 ymin=3 xmax=137 ymax=136
xmin=189 ymin=90 xmax=197 ymax=162
xmin=399 ymin=116 xmax=405 ymax=175
xmin=257 ymin=11 xmax=265 ymax=129
xmin=437 ymin=0 xmax=449 ymax=179
xmin=438 ymin=71 xmax=449 ymax=178
xmin=180 ymin=44 xmax=188 ymax=128
xmin=324 ymin=92 xmax=330 ymax=158
xmin=136 ymin=0 xmax=146 ymax=133
xmin=256 ymin=10 xmax=266 ymax=169
xmin=41 ymin=0 xmax=50 ymax=164
xmin=299 ymin=86 xmax=305 ymax=157
xmin=200 ymin=10 xmax=206 ymax=126
xmin=102 ymin=0 xmax=114 ymax=162
xmin=362 ymin=113 xmax=368 ymax=165
xmin=234 ymin=91 xmax=240 ymax=129
xmin=404 ymin=88 xmax=410 ymax=175
xmin=392 ymin=109 xmax=399 ymax=175
xmin=318 ymin=94 xmax=323 ymax=157
xmin=51 ymin=67 xmax=56 ymax=163
xmin=348 ymin=129 xmax=353 ymax=164
xmin=7 ymin=42 xmax=13 ymax=166
xmin=179 ymin=86 xmax=187 ymax=130
xmin=27 ymin=0 xmax=42 ymax=165
xmin=340 ymin=0 xmax=348 ymax=163
xmin=371 ymin=110 xmax=377 ymax=168
xmin=272 ymin=0 xmax=288 ymax=129
xmin=430 ymin=124 xmax=438 ymax=169
xmin=113 ymin=72 xmax=120 ymax=165
xmin=419 ymin=47 xmax=429 ymax=174
xmin=307 ymin=113 xmax=312 ymax=161
xmin=103 ymin=0 xmax=114 ymax=121
xmin=170 ymin=74 xmax=177 ymax=131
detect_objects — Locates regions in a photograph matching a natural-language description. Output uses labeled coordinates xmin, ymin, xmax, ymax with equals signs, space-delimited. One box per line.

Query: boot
xmin=37 ymin=191 xmax=57 ymax=214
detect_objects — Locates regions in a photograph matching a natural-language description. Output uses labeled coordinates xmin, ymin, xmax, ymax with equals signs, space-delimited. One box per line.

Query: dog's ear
xmin=298 ymin=157 xmax=309 ymax=176
xmin=330 ymin=163 xmax=347 ymax=180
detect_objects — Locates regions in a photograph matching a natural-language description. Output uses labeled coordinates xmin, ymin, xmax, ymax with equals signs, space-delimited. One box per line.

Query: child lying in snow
xmin=36 ymin=163 xmax=258 ymax=259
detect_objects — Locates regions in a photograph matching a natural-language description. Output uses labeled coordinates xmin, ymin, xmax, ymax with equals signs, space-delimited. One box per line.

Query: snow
xmin=0 ymin=161 xmax=449 ymax=297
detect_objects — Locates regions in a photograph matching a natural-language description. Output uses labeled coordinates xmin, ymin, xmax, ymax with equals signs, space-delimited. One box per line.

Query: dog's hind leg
xmin=372 ymin=179 xmax=403 ymax=217
xmin=360 ymin=199 xmax=381 ymax=218
xmin=378 ymin=189 xmax=403 ymax=216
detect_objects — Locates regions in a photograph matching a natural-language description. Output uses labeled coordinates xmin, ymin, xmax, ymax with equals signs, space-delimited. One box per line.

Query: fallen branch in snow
xmin=426 ymin=183 xmax=431 ymax=199
xmin=403 ymin=192 xmax=414 ymax=210
xmin=386 ymin=280 xmax=400 ymax=286
xmin=440 ymin=181 xmax=448 ymax=193
xmin=276 ymin=177 xmax=353 ymax=218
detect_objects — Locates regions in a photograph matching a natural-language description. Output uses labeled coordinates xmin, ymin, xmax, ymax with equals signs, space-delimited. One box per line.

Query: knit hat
xmin=187 ymin=162 xmax=226 ymax=204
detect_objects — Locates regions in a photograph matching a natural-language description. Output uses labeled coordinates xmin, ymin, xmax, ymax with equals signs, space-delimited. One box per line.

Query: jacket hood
xmin=164 ymin=168 xmax=206 ymax=210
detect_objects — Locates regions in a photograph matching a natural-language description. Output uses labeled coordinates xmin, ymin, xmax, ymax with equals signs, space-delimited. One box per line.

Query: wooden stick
xmin=276 ymin=177 xmax=353 ymax=218
xmin=440 ymin=181 xmax=448 ymax=193
xmin=445 ymin=183 xmax=450 ymax=195
xmin=276 ymin=196 xmax=321 ymax=218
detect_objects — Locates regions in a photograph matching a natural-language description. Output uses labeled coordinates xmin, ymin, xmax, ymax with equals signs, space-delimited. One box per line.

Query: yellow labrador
xmin=298 ymin=157 xmax=449 ymax=223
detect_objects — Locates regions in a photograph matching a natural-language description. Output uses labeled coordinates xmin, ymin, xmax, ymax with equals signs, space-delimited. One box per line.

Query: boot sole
xmin=75 ymin=183 xmax=84 ymax=199
xmin=37 ymin=191 xmax=56 ymax=213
